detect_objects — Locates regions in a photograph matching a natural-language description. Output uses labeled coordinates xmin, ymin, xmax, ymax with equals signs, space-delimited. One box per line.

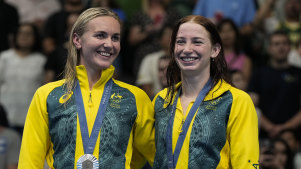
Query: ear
xmin=72 ymin=33 xmax=81 ymax=49
xmin=211 ymin=43 xmax=221 ymax=59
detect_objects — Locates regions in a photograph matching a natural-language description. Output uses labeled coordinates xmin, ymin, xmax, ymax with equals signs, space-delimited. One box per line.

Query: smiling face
xmin=73 ymin=16 xmax=121 ymax=72
xmin=174 ymin=22 xmax=220 ymax=76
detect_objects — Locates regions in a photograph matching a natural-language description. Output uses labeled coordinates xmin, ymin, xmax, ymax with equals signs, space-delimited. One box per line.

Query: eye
xmin=95 ymin=32 xmax=107 ymax=39
xmin=176 ymin=39 xmax=185 ymax=45
xmin=193 ymin=40 xmax=203 ymax=45
xmin=192 ymin=38 xmax=203 ymax=45
xmin=112 ymin=34 xmax=120 ymax=42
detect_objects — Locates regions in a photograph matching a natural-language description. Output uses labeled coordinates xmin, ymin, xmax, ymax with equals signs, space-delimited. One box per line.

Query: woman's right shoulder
xmin=36 ymin=79 xmax=66 ymax=95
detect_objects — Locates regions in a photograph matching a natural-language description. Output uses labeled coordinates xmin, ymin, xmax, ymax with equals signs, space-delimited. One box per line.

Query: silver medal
xmin=76 ymin=154 xmax=99 ymax=169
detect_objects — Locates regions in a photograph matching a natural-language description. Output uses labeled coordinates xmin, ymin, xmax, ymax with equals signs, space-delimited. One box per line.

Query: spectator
xmin=278 ymin=129 xmax=301 ymax=169
xmin=122 ymin=0 xmax=180 ymax=82
xmin=0 ymin=0 xmax=19 ymax=52
xmin=157 ymin=55 xmax=170 ymax=90
xmin=42 ymin=0 xmax=85 ymax=55
xmin=5 ymin=0 xmax=61 ymax=31
xmin=192 ymin=0 xmax=257 ymax=35
xmin=248 ymin=30 xmax=301 ymax=139
xmin=136 ymin=24 xmax=173 ymax=98
xmin=88 ymin=0 xmax=126 ymax=22
xmin=0 ymin=104 xmax=21 ymax=169
xmin=260 ymin=138 xmax=294 ymax=169
xmin=217 ymin=18 xmax=253 ymax=82
xmin=44 ymin=13 xmax=79 ymax=83
xmin=277 ymin=0 xmax=301 ymax=48
xmin=229 ymin=69 xmax=262 ymax=128
xmin=288 ymin=38 xmax=301 ymax=68
xmin=0 ymin=23 xmax=46 ymax=136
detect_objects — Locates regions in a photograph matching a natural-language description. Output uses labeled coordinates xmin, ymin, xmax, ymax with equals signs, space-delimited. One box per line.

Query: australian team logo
xmin=110 ymin=93 xmax=122 ymax=108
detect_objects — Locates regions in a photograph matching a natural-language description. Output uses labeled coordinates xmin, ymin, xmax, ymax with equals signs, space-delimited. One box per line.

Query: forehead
xmin=85 ymin=16 xmax=120 ymax=33
xmin=177 ymin=22 xmax=209 ymax=38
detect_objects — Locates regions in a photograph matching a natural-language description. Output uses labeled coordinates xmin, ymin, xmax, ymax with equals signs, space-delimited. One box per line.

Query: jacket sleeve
xmin=131 ymin=89 xmax=156 ymax=169
xmin=227 ymin=89 xmax=260 ymax=169
xmin=18 ymin=87 xmax=51 ymax=169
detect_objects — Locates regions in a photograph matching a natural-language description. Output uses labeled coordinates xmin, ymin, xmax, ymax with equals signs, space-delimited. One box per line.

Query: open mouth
xmin=180 ymin=57 xmax=198 ymax=62
xmin=97 ymin=51 xmax=111 ymax=57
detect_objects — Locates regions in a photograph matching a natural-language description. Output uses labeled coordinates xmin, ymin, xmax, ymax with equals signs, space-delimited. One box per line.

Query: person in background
xmin=288 ymin=38 xmax=301 ymax=68
xmin=259 ymin=138 xmax=294 ymax=169
xmin=136 ymin=24 xmax=173 ymax=98
xmin=0 ymin=104 xmax=21 ymax=169
xmin=229 ymin=69 xmax=262 ymax=128
xmin=248 ymin=30 xmax=301 ymax=139
xmin=0 ymin=23 xmax=46 ymax=136
xmin=0 ymin=0 xmax=19 ymax=52
xmin=122 ymin=0 xmax=181 ymax=84
xmin=157 ymin=55 xmax=170 ymax=90
xmin=192 ymin=0 xmax=257 ymax=36
xmin=152 ymin=15 xmax=259 ymax=168
xmin=278 ymin=129 xmax=301 ymax=169
xmin=44 ymin=13 xmax=80 ymax=83
xmin=18 ymin=7 xmax=155 ymax=168
xmin=42 ymin=0 xmax=85 ymax=55
xmin=217 ymin=18 xmax=253 ymax=82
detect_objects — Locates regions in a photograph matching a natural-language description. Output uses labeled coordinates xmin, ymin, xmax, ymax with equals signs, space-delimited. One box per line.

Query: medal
xmin=166 ymin=78 xmax=212 ymax=169
xmin=74 ymin=79 xmax=113 ymax=169
xmin=76 ymin=154 xmax=99 ymax=169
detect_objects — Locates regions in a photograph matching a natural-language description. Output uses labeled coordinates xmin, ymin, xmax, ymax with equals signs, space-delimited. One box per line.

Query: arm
xmin=18 ymin=88 xmax=50 ymax=168
xmin=227 ymin=91 xmax=259 ymax=168
xmin=130 ymin=90 xmax=156 ymax=168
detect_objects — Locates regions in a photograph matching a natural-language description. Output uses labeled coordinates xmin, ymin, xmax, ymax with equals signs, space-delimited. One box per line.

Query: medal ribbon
xmin=75 ymin=79 xmax=113 ymax=154
xmin=166 ymin=78 xmax=212 ymax=169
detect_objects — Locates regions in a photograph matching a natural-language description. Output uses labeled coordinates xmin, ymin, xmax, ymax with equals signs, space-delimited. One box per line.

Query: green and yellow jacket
xmin=18 ymin=65 xmax=155 ymax=169
xmin=152 ymin=80 xmax=259 ymax=169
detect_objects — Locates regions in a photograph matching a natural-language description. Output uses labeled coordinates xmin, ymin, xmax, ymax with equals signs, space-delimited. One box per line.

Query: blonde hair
xmin=63 ymin=7 xmax=121 ymax=94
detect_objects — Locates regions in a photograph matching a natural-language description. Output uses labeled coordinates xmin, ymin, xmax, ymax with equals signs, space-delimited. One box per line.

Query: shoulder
xmin=229 ymin=86 xmax=252 ymax=101
xmin=0 ymin=49 xmax=14 ymax=58
xmin=113 ymin=79 xmax=150 ymax=100
xmin=35 ymin=80 xmax=65 ymax=97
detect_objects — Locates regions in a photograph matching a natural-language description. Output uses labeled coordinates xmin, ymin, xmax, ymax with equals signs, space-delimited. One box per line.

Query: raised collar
xmin=76 ymin=65 xmax=115 ymax=90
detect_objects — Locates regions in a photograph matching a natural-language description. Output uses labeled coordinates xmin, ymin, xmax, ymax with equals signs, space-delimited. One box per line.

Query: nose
xmin=183 ymin=42 xmax=193 ymax=54
xmin=103 ymin=38 xmax=113 ymax=50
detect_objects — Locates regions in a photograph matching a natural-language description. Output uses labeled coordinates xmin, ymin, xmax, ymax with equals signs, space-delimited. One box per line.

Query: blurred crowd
xmin=0 ymin=0 xmax=300 ymax=168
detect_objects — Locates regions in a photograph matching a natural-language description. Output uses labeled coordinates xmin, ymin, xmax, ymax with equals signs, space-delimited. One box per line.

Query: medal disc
xmin=76 ymin=154 xmax=99 ymax=169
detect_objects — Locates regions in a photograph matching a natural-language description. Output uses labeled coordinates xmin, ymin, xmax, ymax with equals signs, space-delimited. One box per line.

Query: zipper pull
xmin=88 ymin=91 xmax=93 ymax=107
xmin=178 ymin=119 xmax=184 ymax=133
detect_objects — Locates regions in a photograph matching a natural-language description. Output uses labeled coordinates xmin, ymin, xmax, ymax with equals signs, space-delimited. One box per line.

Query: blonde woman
xmin=18 ymin=7 xmax=155 ymax=169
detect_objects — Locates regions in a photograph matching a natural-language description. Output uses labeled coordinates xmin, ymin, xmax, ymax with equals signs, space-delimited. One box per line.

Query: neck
xmin=181 ymin=72 xmax=210 ymax=99
xmin=15 ymin=48 xmax=31 ymax=57
xmin=270 ymin=59 xmax=289 ymax=69
xmin=86 ymin=67 xmax=102 ymax=90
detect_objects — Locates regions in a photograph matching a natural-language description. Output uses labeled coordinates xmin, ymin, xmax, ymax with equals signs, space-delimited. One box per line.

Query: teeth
xmin=98 ymin=51 xmax=111 ymax=56
xmin=182 ymin=57 xmax=196 ymax=61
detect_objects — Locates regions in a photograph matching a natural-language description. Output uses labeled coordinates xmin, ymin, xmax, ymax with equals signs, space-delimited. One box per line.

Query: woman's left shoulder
xmin=112 ymin=79 xmax=150 ymax=99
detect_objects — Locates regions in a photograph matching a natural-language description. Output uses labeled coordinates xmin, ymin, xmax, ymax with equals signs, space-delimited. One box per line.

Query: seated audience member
xmin=0 ymin=104 xmax=21 ymax=169
xmin=278 ymin=129 xmax=301 ymax=169
xmin=260 ymin=138 xmax=294 ymax=169
xmin=248 ymin=30 xmax=301 ymax=139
